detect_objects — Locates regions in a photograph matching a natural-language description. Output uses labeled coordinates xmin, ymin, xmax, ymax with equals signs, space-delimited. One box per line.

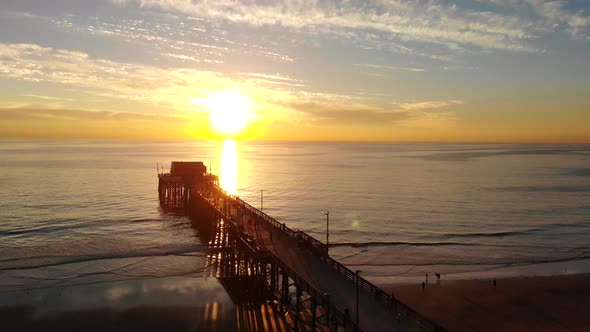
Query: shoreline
xmin=364 ymin=257 xmax=590 ymax=286
xmin=381 ymin=273 xmax=590 ymax=331
xmin=2 ymin=260 xmax=589 ymax=331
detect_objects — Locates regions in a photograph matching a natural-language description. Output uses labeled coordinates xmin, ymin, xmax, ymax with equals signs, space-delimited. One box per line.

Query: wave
xmin=0 ymin=261 xmax=218 ymax=294
xmin=568 ymin=168 xmax=590 ymax=177
xmin=0 ymin=244 xmax=206 ymax=271
xmin=0 ymin=218 xmax=169 ymax=237
xmin=493 ymin=185 xmax=590 ymax=193
xmin=342 ymin=255 xmax=590 ymax=268
xmin=328 ymin=241 xmax=474 ymax=248
xmin=442 ymin=230 xmax=536 ymax=238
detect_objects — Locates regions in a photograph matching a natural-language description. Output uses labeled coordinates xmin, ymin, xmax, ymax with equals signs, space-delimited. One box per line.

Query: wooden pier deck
xmin=158 ymin=162 xmax=447 ymax=332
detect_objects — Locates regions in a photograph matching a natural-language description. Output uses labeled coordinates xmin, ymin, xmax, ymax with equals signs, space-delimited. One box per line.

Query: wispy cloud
xmin=21 ymin=94 xmax=74 ymax=102
xmin=0 ymin=106 xmax=186 ymax=122
xmin=276 ymin=96 xmax=465 ymax=126
xmin=354 ymin=64 xmax=425 ymax=72
xmin=52 ymin=13 xmax=294 ymax=64
xmin=239 ymin=72 xmax=303 ymax=82
xmin=0 ymin=42 xmax=288 ymax=112
xmin=283 ymin=101 xmax=414 ymax=125
xmin=0 ymin=43 xmax=223 ymax=103
xmin=399 ymin=100 xmax=464 ymax=111
xmin=237 ymin=72 xmax=308 ymax=88
xmin=481 ymin=0 xmax=590 ymax=39
xmin=110 ymin=0 xmax=582 ymax=53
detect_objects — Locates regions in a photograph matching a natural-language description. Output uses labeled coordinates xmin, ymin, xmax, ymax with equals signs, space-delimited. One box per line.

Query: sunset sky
xmin=1 ymin=0 xmax=589 ymax=142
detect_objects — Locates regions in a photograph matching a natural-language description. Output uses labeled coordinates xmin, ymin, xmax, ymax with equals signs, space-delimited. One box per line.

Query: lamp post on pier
xmin=260 ymin=189 xmax=264 ymax=212
xmin=356 ymin=269 xmax=363 ymax=332
xmin=325 ymin=211 xmax=330 ymax=253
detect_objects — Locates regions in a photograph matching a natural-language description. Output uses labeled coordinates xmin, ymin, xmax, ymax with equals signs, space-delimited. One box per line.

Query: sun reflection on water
xmin=219 ymin=139 xmax=238 ymax=194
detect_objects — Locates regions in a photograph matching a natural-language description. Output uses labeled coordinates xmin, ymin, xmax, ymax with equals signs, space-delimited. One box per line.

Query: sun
xmin=193 ymin=88 xmax=255 ymax=137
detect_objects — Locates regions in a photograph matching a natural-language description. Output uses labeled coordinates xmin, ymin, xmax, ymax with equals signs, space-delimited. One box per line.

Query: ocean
xmin=1 ymin=140 xmax=590 ymax=310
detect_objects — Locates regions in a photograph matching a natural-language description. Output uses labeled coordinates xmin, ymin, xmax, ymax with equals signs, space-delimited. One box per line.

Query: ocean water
xmin=1 ymin=140 xmax=590 ymax=298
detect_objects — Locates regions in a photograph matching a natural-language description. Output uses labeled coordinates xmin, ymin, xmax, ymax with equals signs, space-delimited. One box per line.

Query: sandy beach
xmin=383 ymin=273 xmax=590 ymax=332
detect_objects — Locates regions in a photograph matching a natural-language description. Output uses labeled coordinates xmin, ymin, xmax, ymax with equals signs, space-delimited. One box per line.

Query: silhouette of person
xmin=421 ymin=282 xmax=425 ymax=291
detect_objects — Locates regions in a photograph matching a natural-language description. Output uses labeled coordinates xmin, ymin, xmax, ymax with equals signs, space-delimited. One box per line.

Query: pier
xmin=158 ymin=161 xmax=447 ymax=332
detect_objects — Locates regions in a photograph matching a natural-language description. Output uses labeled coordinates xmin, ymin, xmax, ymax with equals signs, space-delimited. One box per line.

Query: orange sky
xmin=0 ymin=1 xmax=589 ymax=142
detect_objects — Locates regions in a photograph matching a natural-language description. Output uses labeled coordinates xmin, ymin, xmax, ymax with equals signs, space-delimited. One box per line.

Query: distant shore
xmin=382 ymin=273 xmax=590 ymax=331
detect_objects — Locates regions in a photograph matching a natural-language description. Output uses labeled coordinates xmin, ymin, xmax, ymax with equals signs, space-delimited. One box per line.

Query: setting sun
xmin=193 ymin=88 xmax=256 ymax=137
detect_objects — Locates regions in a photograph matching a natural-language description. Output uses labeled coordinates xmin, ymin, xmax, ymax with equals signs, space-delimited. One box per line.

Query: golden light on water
xmin=219 ymin=139 xmax=238 ymax=194
xmin=192 ymin=88 xmax=256 ymax=137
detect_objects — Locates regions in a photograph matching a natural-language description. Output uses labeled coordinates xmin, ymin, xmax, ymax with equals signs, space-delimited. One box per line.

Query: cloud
xmin=353 ymin=64 xmax=425 ymax=72
xmin=237 ymin=72 xmax=308 ymax=88
xmin=0 ymin=106 xmax=186 ymax=122
xmin=239 ymin=72 xmax=304 ymax=83
xmin=21 ymin=94 xmax=75 ymax=102
xmin=479 ymin=0 xmax=590 ymax=39
xmin=0 ymin=44 xmax=198 ymax=97
xmin=109 ymin=0 xmax=578 ymax=53
xmin=399 ymin=100 xmax=464 ymax=111
xmin=277 ymin=96 xmax=464 ymax=126
xmin=0 ymin=43 xmax=229 ymax=106
xmin=275 ymin=94 xmax=464 ymax=127
xmin=52 ymin=13 xmax=294 ymax=64
xmin=283 ymin=101 xmax=414 ymax=125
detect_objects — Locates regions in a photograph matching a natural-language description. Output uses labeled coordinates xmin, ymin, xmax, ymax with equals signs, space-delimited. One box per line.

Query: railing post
xmin=324 ymin=293 xmax=330 ymax=328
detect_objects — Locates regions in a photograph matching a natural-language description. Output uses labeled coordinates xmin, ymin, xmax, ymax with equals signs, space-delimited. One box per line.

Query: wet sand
xmin=383 ymin=273 xmax=590 ymax=332
xmin=1 ymin=305 xmax=233 ymax=332
xmin=0 ymin=302 xmax=287 ymax=332
xmin=0 ymin=271 xmax=294 ymax=332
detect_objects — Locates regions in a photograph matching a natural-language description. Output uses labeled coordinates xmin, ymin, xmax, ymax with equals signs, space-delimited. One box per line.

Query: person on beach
xmin=493 ymin=279 xmax=497 ymax=287
xmin=421 ymin=282 xmax=425 ymax=291
xmin=435 ymin=273 xmax=441 ymax=284
xmin=426 ymin=273 xmax=429 ymax=284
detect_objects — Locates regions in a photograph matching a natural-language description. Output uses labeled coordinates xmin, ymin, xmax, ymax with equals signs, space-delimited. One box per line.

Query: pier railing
xmin=231 ymin=195 xmax=328 ymax=256
xmin=263 ymin=249 xmax=363 ymax=332
xmin=319 ymin=255 xmax=446 ymax=332
xmin=226 ymin=191 xmax=447 ymax=332
xmin=199 ymin=192 xmax=361 ymax=332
